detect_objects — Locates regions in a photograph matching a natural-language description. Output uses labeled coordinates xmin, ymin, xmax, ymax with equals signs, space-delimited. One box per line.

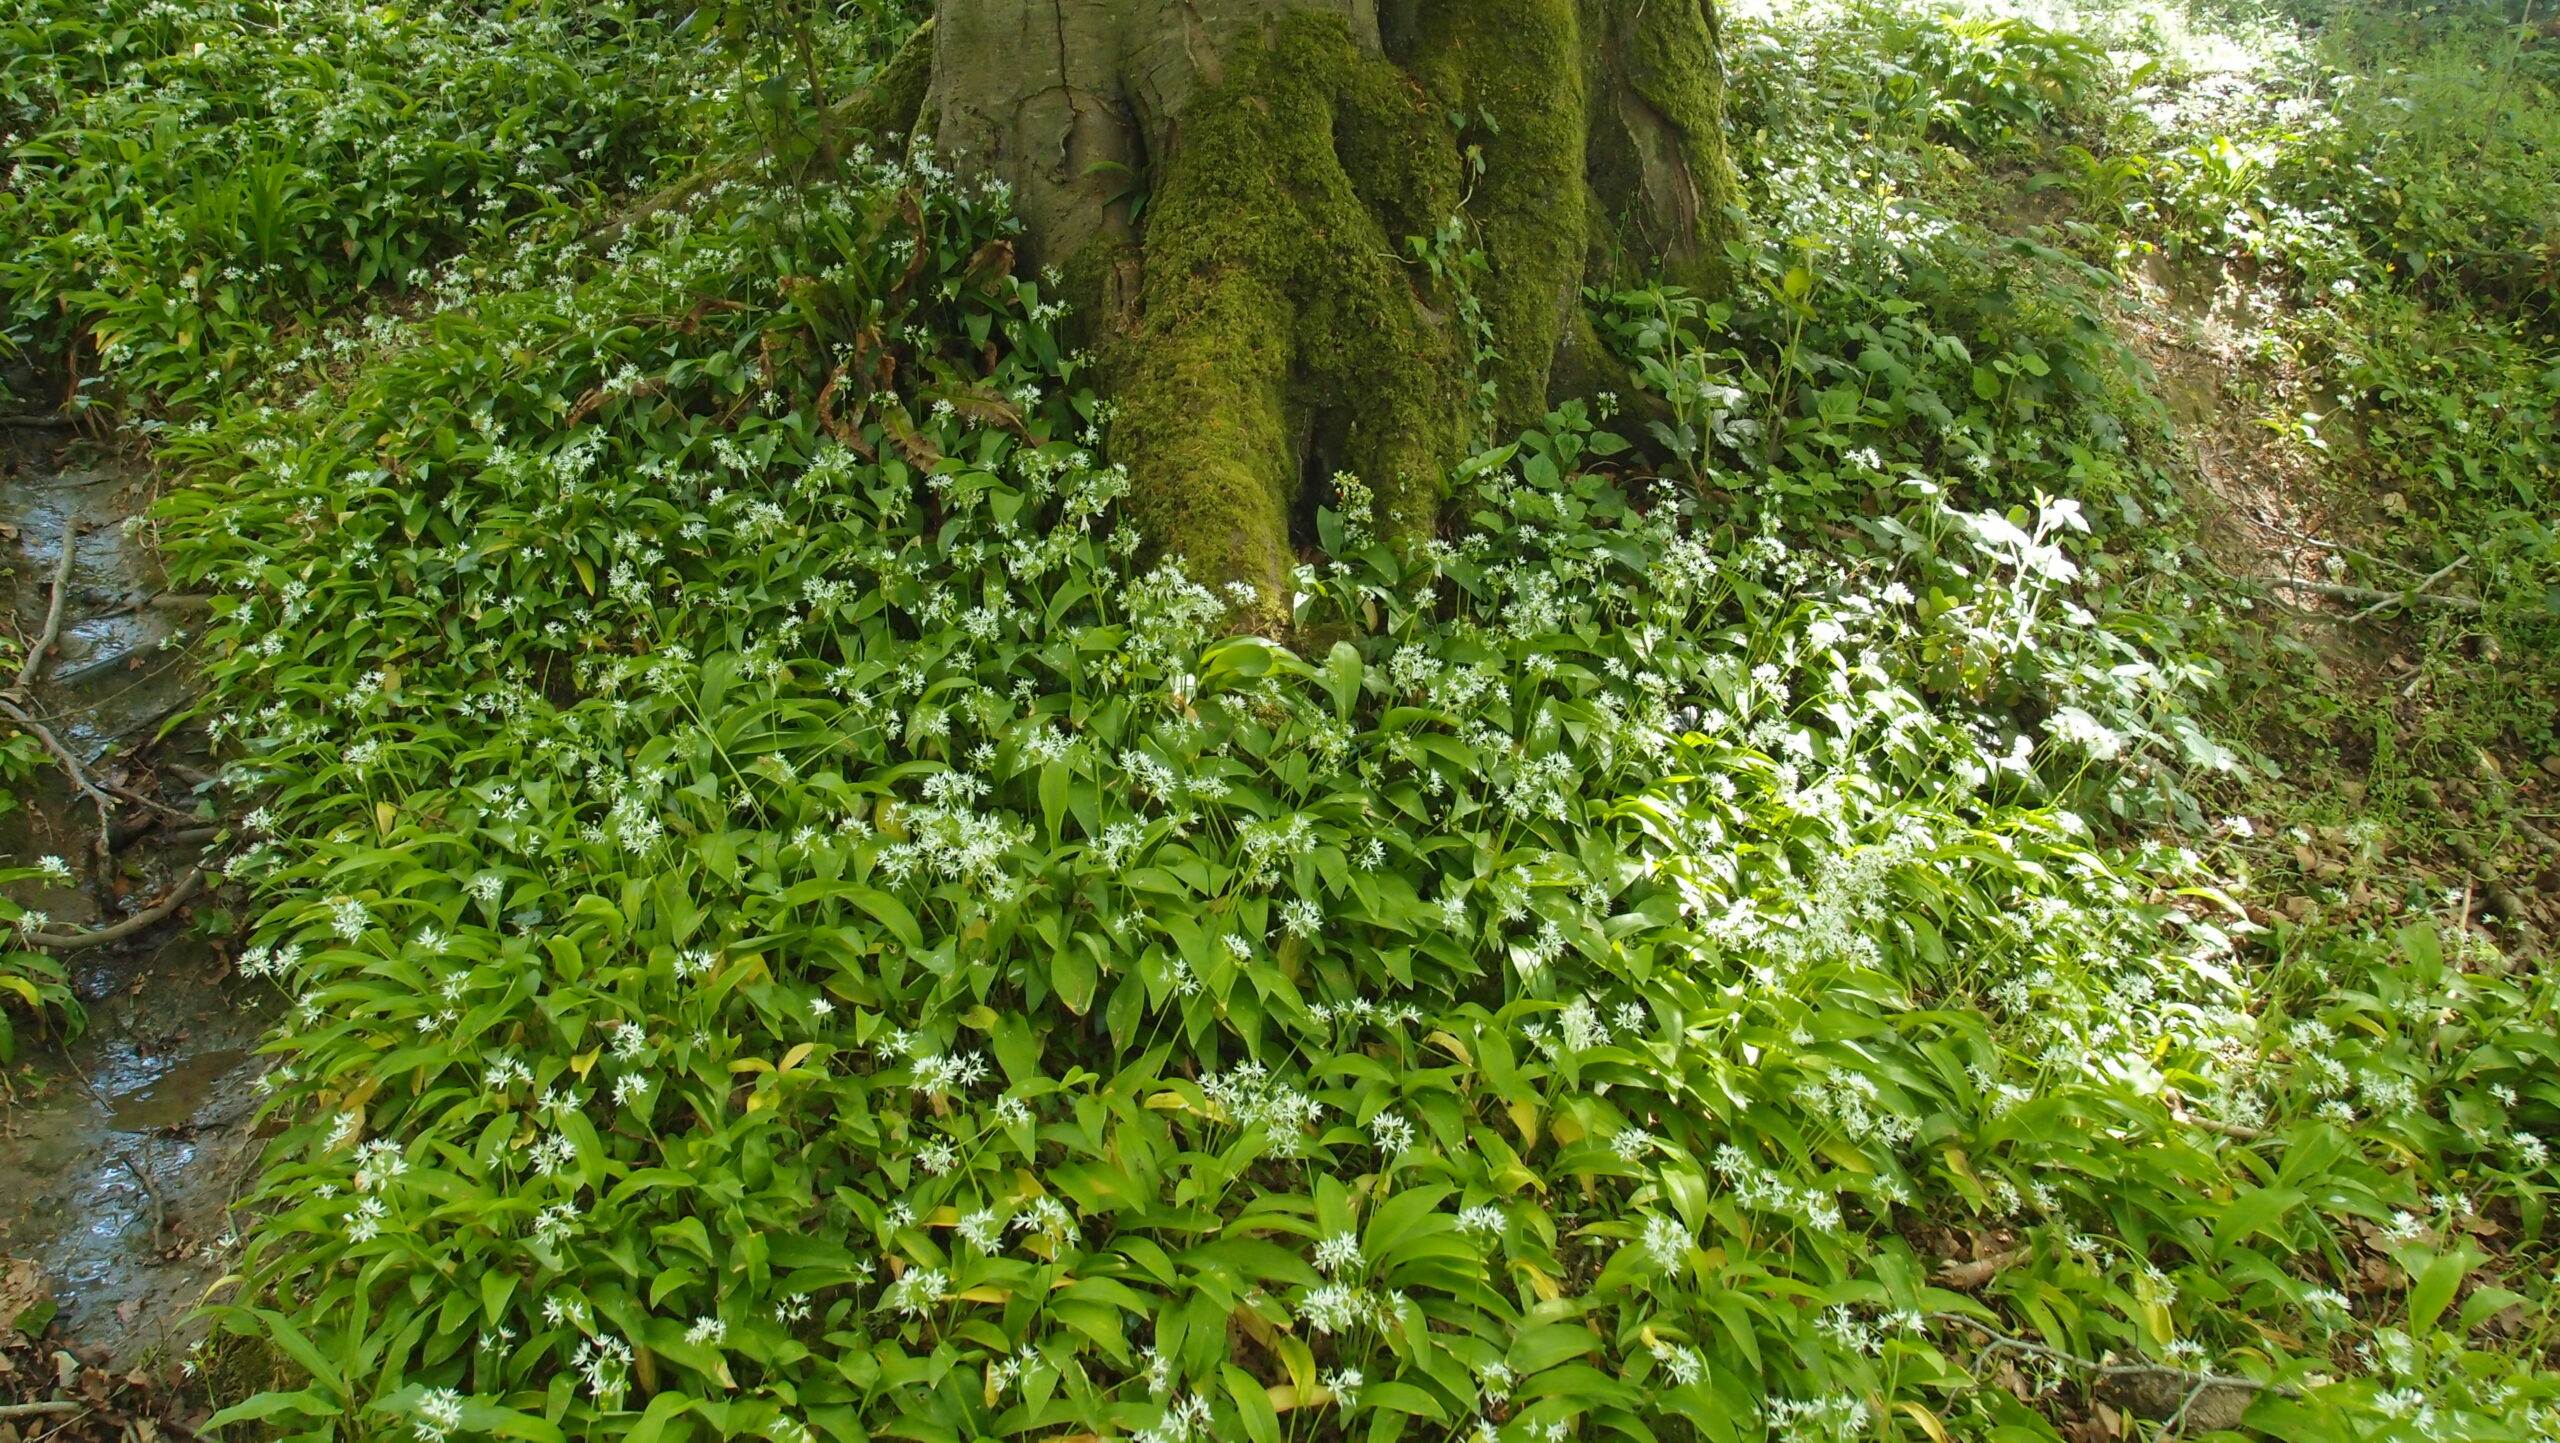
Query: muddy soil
xmin=1 ymin=421 xmax=266 ymax=1390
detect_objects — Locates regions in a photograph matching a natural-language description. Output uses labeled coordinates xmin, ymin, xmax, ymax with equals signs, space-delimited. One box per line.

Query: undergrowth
xmin=0 ymin=718 xmax=73 ymax=1059
xmin=0 ymin=0 xmax=2552 ymax=1441
xmin=0 ymin=0 xmax=919 ymax=416
xmin=158 ymin=115 xmax=2560 ymax=1443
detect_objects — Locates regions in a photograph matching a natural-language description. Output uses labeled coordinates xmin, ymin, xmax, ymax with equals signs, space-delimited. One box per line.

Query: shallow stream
xmin=0 ymin=422 xmax=266 ymax=1372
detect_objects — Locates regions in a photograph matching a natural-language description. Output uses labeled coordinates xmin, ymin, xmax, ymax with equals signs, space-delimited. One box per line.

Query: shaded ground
xmin=1 ymin=421 xmax=256 ymax=1439
xmin=2121 ymin=254 xmax=2560 ymax=943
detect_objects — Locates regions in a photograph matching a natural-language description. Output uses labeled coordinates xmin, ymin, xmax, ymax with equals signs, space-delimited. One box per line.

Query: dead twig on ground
xmin=1932 ymin=1313 xmax=2297 ymax=1437
xmin=115 ymin=1139 xmax=169 ymax=1243
xmin=0 ymin=695 xmax=116 ymax=814
xmin=7 ymin=522 xmax=77 ymax=697
xmin=2446 ymin=836 xmax=2534 ymax=932
xmin=2348 ymin=556 xmax=2471 ymax=625
xmin=102 ymin=778 xmax=194 ymax=822
xmin=20 ymin=868 xmax=204 ymax=952
xmin=2248 ymin=519 xmax=2411 ymax=580
xmin=2515 ymin=817 xmax=2560 ymax=863
xmin=0 ymin=1402 xmax=86 ymax=1418
xmin=2271 ymin=576 xmax=2483 ymax=613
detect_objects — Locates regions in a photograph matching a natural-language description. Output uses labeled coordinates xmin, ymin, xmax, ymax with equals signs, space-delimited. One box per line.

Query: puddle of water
xmin=104 ymin=1048 xmax=253 ymax=1133
xmin=0 ymin=934 xmax=270 ymax=1368
xmin=1 ymin=426 xmax=264 ymax=1370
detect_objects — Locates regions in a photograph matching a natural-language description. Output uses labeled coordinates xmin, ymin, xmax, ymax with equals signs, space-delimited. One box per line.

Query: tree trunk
xmin=882 ymin=0 xmax=1741 ymax=607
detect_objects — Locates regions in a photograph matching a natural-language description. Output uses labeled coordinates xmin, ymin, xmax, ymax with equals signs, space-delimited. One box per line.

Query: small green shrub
xmin=0 ymin=728 xmax=80 ymax=1059
xmin=0 ymin=0 xmax=703 ymax=412
xmin=1886 ymin=7 xmax=2116 ymax=150
xmin=1727 ymin=1 xmax=2114 ymax=156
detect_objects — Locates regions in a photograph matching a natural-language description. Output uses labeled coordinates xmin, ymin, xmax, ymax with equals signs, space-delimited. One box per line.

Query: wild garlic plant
xmin=154 ymin=129 xmax=2560 ymax=1443
xmin=0 ymin=0 xmax=715 ymax=412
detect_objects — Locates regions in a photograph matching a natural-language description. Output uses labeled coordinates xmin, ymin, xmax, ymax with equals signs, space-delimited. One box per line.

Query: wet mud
xmin=0 ymin=422 xmax=266 ymax=1385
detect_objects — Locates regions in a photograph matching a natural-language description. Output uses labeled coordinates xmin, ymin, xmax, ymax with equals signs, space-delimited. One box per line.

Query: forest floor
xmin=0 ymin=0 xmax=2554 ymax=1440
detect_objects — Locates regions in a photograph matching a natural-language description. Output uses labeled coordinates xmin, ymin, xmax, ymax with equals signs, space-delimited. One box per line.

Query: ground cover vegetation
xmin=0 ymin=709 xmax=73 ymax=1060
xmin=0 ymin=0 xmax=2556 ymax=1441
xmin=0 ymin=0 xmax=922 ymax=414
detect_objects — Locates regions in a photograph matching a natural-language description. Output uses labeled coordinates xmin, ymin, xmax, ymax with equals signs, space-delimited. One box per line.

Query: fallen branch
xmin=2517 ymin=817 xmax=2560 ymax=862
xmin=48 ymin=647 xmax=139 ymax=687
xmin=2251 ymin=521 xmax=2406 ymax=580
xmin=0 ymin=694 xmax=116 ymax=813
xmin=2270 ymin=576 xmax=2482 ymax=613
xmin=2162 ymin=1088 xmax=2269 ymax=1141
xmin=0 ymin=414 xmax=77 ymax=431
xmin=7 ymin=521 xmax=76 ymax=696
xmin=0 ymin=1402 xmax=84 ymax=1418
xmin=1932 ymin=1313 xmax=2299 ymax=1426
xmin=2185 ymin=1115 xmax=2269 ymax=1142
xmin=21 ymin=867 xmax=204 ymax=951
xmin=2348 ymin=556 xmax=2470 ymax=625
xmin=105 ymin=777 xmax=196 ymax=822
xmin=2446 ymin=836 xmax=2534 ymax=930
xmin=115 ymin=1139 xmax=168 ymax=1239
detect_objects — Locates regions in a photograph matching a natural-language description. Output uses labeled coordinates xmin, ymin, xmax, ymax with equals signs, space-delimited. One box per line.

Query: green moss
xmin=1103 ymin=2 xmax=1741 ymax=602
xmin=1618 ymin=0 xmax=1743 ymax=294
xmin=1403 ymin=0 xmax=1592 ymax=436
xmin=839 ymin=18 xmax=935 ymax=144
xmin=1112 ymin=12 xmax=1469 ymax=610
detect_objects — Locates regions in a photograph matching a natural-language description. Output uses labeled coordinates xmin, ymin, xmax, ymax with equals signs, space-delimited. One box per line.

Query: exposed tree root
xmin=921 ymin=0 xmax=1742 ymax=606
xmin=21 ymin=868 xmax=204 ymax=952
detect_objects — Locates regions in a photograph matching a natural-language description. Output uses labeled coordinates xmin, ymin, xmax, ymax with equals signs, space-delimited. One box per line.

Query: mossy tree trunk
xmin=895 ymin=0 xmax=1740 ymax=606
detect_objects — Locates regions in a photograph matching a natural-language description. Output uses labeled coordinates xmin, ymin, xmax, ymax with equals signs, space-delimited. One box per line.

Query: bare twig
xmin=20 ymin=867 xmax=204 ymax=951
xmin=2446 ymin=836 xmax=2533 ymax=930
xmin=0 ymin=694 xmax=115 ymax=812
xmin=26 ymin=1408 xmax=94 ymax=1443
xmin=48 ymin=647 xmax=141 ymax=688
xmin=115 ymin=1139 xmax=168 ymax=1241
xmin=2248 ymin=520 xmax=2409 ymax=579
xmin=1932 ymin=1313 xmax=2300 ymax=1420
xmin=0 ymin=414 xmax=77 ymax=432
xmin=2162 ymin=1088 xmax=2269 ymax=1141
xmin=0 ymin=1402 xmax=85 ymax=1419
xmin=2186 ymin=1115 xmax=2269 ymax=1142
xmin=2348 ymin=556 xmax=2471 ymax=626
xmin=2270 ymin=576 xmax=2482 ymax=613
xmin=8 ymin=521 xmax=77 ymax=696
xmin=105 ymin=778 xmax=195 ymax=822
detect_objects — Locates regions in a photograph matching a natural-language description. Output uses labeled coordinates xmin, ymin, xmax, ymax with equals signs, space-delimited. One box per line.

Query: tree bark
xmin=880 ymin=0 xmax=1741 ymax=608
